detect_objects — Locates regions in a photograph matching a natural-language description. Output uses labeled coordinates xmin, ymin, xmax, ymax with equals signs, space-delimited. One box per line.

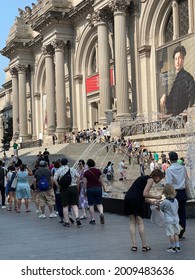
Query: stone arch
xmin=33 ymin=53 xmax=47 ymax=136
xmin=75 ymin=24 xmax=97 ymax=75
xmin=75 ymin=23 xmax=114 ymax=76
xmin=139 ymin=0 xmax=171 ymax=47
xmin=34 ymin=54 xmax=46 ymax=95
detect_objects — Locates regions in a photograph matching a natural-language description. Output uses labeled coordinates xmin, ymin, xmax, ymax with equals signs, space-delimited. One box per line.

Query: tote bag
xmin=11 ymin=175 xmax=18 ymax=189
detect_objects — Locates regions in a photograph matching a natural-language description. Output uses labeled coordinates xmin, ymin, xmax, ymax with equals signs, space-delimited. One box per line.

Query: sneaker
xmin=76 ymin=218 xmax=82 ymax=226
xmin=175 ymin=247 xmax=180 ymax=253
xmin=39 ymin=214 xmax=46 ymax=219
xmin=63 ymin=222 xmax=70 ymax=227
xmin=36 ymin=210 xmax=39 ymax=214
xmin=166 ymin=247 xmax=176 ymax=253
xmin=100 ymin=213 xmax=105 ymax=224
xmin=89 ymin=219 xmax=96 ymax=225
xmin=79 ymin=215 xmax=87 ymax=220
xmin=2 ymin=206 xmax=6 ymax=209
xmin=49 ymin=213 xmax=57 ymax=218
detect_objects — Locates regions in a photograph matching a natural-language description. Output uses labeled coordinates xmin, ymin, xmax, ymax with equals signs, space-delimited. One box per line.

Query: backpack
xmin=58 ymin=168 xmax=72 ymax=189
xmin=103 ymin=167 xmax=108 ymax=174
xmin=37 ymin=174 xmax=49 ymax=191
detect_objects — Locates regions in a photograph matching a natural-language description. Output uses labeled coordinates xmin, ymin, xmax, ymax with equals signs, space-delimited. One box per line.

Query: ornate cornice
xmin=67 ymin=0 xmax=95 ymax=23
xmin=1 ymin=41 xmax=29 ymax=59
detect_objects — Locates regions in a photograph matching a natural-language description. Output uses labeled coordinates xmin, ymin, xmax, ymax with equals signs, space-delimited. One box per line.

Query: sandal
xmin=16 ymin=210 xmax=21 ymax=213
xmin=142 ymin=246 xmax=151 ymax=252
xmin=26 ymin=210 xmax=31 ymax=213
xmin=131 ymin=246 xmax=137 ymax=252
xmin=7 ymin=208 xmax=12 ymax=211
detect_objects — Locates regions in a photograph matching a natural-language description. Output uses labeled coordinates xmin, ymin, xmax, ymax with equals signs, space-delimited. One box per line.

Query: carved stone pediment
xmin=6 ymin=17 xmax=34 ymax=45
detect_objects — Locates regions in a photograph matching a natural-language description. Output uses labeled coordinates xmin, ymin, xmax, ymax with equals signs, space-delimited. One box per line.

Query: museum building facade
xmin=0 ymin=0 xmax=194 ymax=144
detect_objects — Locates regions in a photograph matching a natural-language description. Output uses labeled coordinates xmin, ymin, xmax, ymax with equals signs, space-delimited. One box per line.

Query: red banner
xmin=86 ymin=69 xmax=114 ymax=94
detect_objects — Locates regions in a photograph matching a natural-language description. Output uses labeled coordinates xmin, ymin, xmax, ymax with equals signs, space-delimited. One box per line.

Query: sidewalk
xmin=0 ymin=203 xmax=194 ymax=260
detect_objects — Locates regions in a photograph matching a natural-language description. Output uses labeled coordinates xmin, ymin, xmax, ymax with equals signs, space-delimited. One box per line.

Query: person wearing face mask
xmin=160 ymin=45 xmax=195 ymax=116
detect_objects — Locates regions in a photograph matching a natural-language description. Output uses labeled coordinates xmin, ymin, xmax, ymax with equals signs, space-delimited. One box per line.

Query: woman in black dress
xmin=124 ymin=169 xmax=164 ymax=252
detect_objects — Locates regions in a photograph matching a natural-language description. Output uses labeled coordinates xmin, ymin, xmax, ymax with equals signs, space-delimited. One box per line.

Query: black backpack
xmin=58 ymin=168 xmax=72 ymax=189
xmin=103 ymin=167 xmax=108 ymax=174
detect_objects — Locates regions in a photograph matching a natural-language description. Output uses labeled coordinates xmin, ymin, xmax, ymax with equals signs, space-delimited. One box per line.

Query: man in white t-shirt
xmin=118 ymin=160 xmax=127 ymax=181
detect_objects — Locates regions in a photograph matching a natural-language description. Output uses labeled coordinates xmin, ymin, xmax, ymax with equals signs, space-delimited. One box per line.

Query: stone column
xmin=109 ymin=0 xmax=130 ymax=119
xmin=42 ymin=44 xmax=56 ymax=135
xmin=34 ymin=92 xmax=41 ymax=139
xmin=10 ymin=67 xmax=19 ymax=140
xmin=138 ymin=46 xmax=152 ymax=120
xmin=67 ymin=41 xmax=77 ymax=131
xmin=52 ymin=39 xmax=66 ymax=137
xmin=16 ymin=64 xmax=28 ymax=140
xmin=95 ymin=10 xmax=111 ymax=125
xmin=188 ymin=0 xmax=194 ymax=33
xmin=74 ymin=75 xmax=83 ymax=131
xmin=29 ymin=67 xmax=37 ymax=140
xmin=172 ymin=0 xmax=179 ymax=40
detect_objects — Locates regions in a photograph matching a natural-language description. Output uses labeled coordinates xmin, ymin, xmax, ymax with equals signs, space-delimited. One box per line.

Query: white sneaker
xmin=36 ymin=210 xmax=39 ymax=214
xmin=2 ymin=206 xmax=6 ymax=209
xmin=49 ymin=213 xmax=57 ymax=218
xmin=39 ymin=214 xmax=46 ymax=219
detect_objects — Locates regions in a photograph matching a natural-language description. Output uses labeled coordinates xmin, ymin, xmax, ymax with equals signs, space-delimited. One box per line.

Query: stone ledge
xmin=103 ymin=197 xmax=195 ymax=219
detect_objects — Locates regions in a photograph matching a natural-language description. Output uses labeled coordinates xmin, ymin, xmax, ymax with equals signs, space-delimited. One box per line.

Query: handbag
xmin=11 ymin=175 xmax=18 ymax=189
xmin=185 ymin=177 xmax=195 ymax=200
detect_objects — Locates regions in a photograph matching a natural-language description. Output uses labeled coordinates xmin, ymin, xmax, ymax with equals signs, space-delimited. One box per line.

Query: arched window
xmin=91 ymin=49 xmax=97 ymax=74
xmin=165 ymin=0 xmax=188 ymax=43
xmin=165 ymin=12 xmax=173 ymax=43
xmin=178 ymin=0 xmax=189 ymax=37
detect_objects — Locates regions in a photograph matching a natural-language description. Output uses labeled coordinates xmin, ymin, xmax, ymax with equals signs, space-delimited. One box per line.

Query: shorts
xmin=164 ymin=222 xmax=180 ymax=236
xmin=60 ymin=185 xmax=78 ymax=207
xmin=87 ymin=187 xmax=102 ymax=206
xmin=36 ymin=189 xmax=55 ymax=207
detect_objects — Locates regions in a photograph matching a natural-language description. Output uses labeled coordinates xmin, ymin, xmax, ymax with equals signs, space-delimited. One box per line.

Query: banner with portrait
xmin=156 ymin=37 xmax=195 ymax=117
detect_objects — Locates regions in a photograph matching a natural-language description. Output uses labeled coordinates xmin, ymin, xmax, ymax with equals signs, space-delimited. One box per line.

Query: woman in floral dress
xmin=78 ymin=160 xmax=88 ymax=219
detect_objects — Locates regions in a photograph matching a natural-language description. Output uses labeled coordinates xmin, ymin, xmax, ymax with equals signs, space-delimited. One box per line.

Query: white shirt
xmin=165 ymin=163 xmax=187 ymax=190
xmin=118 ymin=161 xmax=125 ymax=172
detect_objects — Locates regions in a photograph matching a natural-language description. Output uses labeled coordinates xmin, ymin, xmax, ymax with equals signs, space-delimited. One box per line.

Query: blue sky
xmin=0 ymin=0 xmax=33 ymax=87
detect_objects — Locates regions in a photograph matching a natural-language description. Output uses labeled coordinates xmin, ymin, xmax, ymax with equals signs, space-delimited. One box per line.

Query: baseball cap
xmin=39 ymin=160 xmax=47 ymax=167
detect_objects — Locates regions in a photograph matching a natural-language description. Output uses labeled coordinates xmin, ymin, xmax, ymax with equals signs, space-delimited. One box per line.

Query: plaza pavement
xmin=0 ymin=203 xmax=194 ymax=260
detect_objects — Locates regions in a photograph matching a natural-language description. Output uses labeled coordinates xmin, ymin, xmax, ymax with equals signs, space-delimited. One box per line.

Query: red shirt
xmin=84 ymin=168 xmax=102 ymax=188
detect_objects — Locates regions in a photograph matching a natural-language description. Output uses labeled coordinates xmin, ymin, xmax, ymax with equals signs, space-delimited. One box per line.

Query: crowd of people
xmin=0 ymin=139 xmax=190 ymax=254
xmin=0 ymin=147 xmax=107 ymax=227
